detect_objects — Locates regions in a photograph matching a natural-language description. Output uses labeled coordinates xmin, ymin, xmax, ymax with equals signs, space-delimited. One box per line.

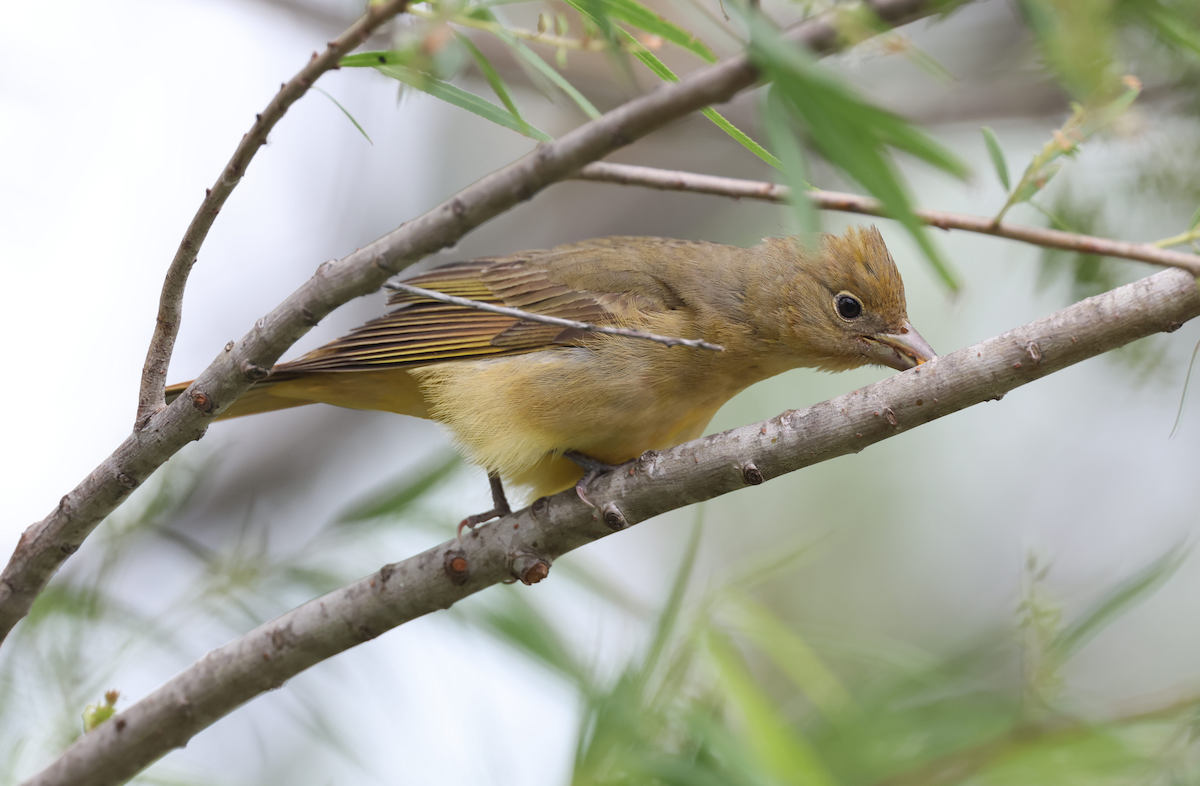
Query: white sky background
xmin=5 ymin=0 xmax=1200 ymax=783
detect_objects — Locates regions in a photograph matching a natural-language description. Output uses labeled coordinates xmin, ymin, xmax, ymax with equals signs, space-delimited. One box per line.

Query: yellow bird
xmin=167 ymin=226 xmax=935 ymax=526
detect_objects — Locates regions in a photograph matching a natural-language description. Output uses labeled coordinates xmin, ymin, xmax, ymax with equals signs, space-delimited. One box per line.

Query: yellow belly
xmin=411 ymin=347 xmax=747 ymax=501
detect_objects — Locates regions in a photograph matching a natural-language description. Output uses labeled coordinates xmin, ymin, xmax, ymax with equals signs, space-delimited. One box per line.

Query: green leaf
xmin=747 ymin=14 xmax=966 ymax=290
xmin=341 ymin=50 xmax=395 ymax=68
xmin=639 ymin=514 xmax=702 ymax=688
xmin=312 ymin=86 xmax=373 ymax=144
xmin=477 ymin=12 xmax=602 ymax=119
xmin=454 ymin=31 xmax=533 ymax=136
xmin=761 ymin=88 xmax=818 ymax=236
xmin=563 ymin=0 xmax=717 ymax=62
xmin=473 ymin=588 xmax=588 ymax=684
xmin=374 ymin=63 xmax=553 ymax=141
xmin=1016 ymin=0 xmax=1120 ymax=102
xmin=726 ymin=594 xmax=853 ymax=720
xmin=1052 ymin=545 xmax=1189 ymax=659
xmin=705 ymin=629 xmax=838 ymax=786
xmin=622 ymin=29 xmax=779 ymax=168
xmin=703 ymin=107 xmax=781 ymax=169
xmin=335 ymin=452 xmax=461 ymax=523
xmin=981 ymin=126 xmax=1010 ymax=191
xmin=1126 ymin=0 xmax=1200 ymax=61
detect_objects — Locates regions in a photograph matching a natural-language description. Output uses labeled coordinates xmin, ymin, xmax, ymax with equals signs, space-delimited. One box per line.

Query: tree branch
xmin=135 ymin=0 xmax=411 ymax=428
xmin=385 ymin=281 xmax=725 ymax=350
xmin=24 ymin=266 xmax=1200 ymax=786
xmin=0 ymin=0 xmax=941 ymax=650
xmin=574 ymin=162 xmax=1200 ymax=276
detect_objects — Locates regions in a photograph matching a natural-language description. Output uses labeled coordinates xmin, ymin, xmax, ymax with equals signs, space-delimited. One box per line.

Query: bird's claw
xmin=458 ymin=509 xmax=501 ymax=539
xmin=564 ymin=450 xmax=618 ymax=510
xmin=458 ymin=472 xmax=513 ymax=539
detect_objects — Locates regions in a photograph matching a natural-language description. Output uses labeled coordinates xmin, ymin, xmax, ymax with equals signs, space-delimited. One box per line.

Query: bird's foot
xmin=563 ymin=450 xmax=620 ymax=509
xmin=457 ymin=472 xmax=512 ymax=539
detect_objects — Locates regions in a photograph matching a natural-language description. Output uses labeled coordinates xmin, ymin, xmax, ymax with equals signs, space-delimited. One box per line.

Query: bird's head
xmin=761 ymin=225 xmax=936 ymax=372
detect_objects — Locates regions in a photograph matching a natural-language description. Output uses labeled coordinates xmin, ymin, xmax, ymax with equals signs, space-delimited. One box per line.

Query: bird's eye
xmin=835 ymin=294 xmax=862 ymax=320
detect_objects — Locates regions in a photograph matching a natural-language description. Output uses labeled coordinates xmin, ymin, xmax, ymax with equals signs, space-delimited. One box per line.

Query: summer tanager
xmin=167 ymin=225 xmax=934 ymax=523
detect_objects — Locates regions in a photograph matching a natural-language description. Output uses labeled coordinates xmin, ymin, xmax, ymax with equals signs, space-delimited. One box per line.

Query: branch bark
xmin=0 ymin=0 xmax=941 ymax=650
xmin=136 ymin=0 xmax=411 ymax=427
xmin=575 ymin=162 xmax=1200 ymax=275
xmin=23 ymin=266 xmax=1200 ymax=786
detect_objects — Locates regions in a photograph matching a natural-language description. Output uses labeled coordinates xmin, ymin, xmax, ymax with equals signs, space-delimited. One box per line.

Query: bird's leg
xmin=563 ymin=450 xmax=620 ymax=509
xmin=457 ymin=472 xmax=512 ymax=538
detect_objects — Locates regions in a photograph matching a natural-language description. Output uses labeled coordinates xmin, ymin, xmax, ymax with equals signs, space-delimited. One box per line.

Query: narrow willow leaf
xmin=981 ymin=126 xmax=1010 ymax=191
xmin=482 ymin=16 xmax=602 ymax=119
xmin=703 ymin=107 xmax=781 ymax=169
xmin=375 ymin=63 xmax=552 ymax=141
xmin=750 ymin=17 xmax=963 ymax=289
xmin=476 ymin=588 xmax=588 ymax=683
xmin=312 ymin=87 xmax=373 ymax=144
xmin=1189 ymin=204 xmax=1200 ymax=230
xmin=336 ymin=452 xmax=461 ymax=523
xmin=705 ymin=629 xmax=838 ymax=786
xmin=727 ymin=594 xmax=854 ymax=719
xmin=762 ymin=89 xmax=818 ymax=236
xmin=1130 ymin=0 xmax=1200 ymax=60
xmin=1170 ymin=338 xmax=1200 ymax=438
xmin=563 ymin=0 xmax=716 ymax=62
xmin=639 ymin=515 xmax=702 ymax=688
xmin=1052 ymin=545 xmax=1189 ymax=658
xmin=454 ymin=31 xmax=532 ymax=136
xmin=623 ymin=30 xmax=778 ymax=167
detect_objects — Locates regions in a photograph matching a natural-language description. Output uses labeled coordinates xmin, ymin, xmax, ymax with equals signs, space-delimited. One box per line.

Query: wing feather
xmin=280 ymin=246 xmax=668 ymax=374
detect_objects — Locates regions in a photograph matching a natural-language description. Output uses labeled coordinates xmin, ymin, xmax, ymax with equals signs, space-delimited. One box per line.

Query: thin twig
xmin=134 ymin=0 xmax=411 ymax=428
xmin=574 ymin=162 xmax=1200 ymax=277
xmin=24 ymin=265 xmax=1200 ymax=786
xmin=0 ymin=0 xmax=937 ymax=654
xmin=385 ymin=281 xmax=724 ymax=351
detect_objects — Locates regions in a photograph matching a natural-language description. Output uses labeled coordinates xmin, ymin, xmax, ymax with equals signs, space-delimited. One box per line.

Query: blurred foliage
xmin=10 ymin=451 xmax=1200 ymax=785
xmin=0 ymin=453 xmax=466 ymax=784
xmin=462 ymin=518 xmax=1200 ymax=786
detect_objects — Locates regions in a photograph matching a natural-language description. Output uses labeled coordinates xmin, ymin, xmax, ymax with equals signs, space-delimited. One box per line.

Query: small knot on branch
xmin=601 ymin=501 xmax=628 ymax=531
xmin=511 ymin=552 xmax=551 ymax=585
xmin=240 ymin=361 xmax=271 ymax=381
xmin=190 ymin=391 xmax=215 ymax=414
xmin=444 ymin=549 xmax=470 ymax=585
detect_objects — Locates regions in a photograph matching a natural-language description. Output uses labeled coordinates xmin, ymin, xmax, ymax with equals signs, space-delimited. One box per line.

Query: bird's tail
xmin=164 ymin=367 xmax=430 ymax=420
xmin=165 ymin=376 xmax=313 ymax=420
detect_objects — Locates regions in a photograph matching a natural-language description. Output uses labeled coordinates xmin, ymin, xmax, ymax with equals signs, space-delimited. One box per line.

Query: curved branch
xmin=0 ymin=0 xmax=941 ymax=651
xmin=574 ymin=162 xmax=1200 ymax=276
xmin=135 ymin=0 xmax=411 ymax=427
xmin=23 ymin=267 xmax=1200 ymax=786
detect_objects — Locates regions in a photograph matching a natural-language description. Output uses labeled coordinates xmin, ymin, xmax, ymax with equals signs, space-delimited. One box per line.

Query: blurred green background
xmin=4 ymin=0 xmax=1200 ymax=783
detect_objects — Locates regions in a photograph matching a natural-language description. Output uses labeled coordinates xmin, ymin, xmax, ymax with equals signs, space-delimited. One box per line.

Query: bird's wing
xmin=278 ymin=247 xmax=668 ymax=373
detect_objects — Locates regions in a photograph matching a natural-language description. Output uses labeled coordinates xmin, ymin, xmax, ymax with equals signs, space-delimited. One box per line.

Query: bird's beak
xmin=862 ymin=321 xmax=937 ymax=371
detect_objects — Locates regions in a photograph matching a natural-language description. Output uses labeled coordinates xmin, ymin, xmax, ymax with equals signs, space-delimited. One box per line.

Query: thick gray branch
xmin=23 ymin=267 xmax=1200 ymax=786
xmin=0 ymin=0 xmax=939 ymax=649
